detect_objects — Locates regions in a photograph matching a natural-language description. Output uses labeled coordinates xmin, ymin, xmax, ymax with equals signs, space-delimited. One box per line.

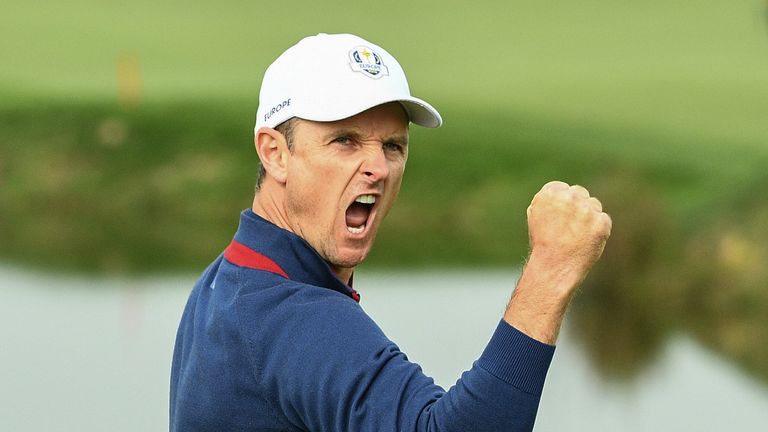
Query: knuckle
xmin=575 ymin=184 xmax=591 ymax=195
xmin=588 ymin=197 xmax=603 ymax=211
xmin=547 ymin=180 xmax=569 ymax=187
xmin=569 ymin=184 xmax=589 ymax=194
xmin=600 ymin=213 xmax=613 ymax=233
xmin=577 ymin=202 xmax=592 ymax=215
xmin=543 ymin=180 xmax=570 ymax=192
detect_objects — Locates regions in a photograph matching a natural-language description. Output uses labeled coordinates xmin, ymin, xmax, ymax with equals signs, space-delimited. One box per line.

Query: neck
xmin=253 ymin=186 xmax=354 ymax=287
xmin=252 ymin=185 xmax=291 ymax=232
xmin=331 ymin=265 xmax=354 ymax=286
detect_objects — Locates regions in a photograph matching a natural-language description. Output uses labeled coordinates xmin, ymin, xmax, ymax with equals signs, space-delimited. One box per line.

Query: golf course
xmin=2 ymin=0 xmax=767 ymax=387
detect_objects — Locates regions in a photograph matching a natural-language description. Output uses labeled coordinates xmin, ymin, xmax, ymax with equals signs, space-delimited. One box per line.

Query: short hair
xmin=255 ymin=117 xmax=298 ymax=190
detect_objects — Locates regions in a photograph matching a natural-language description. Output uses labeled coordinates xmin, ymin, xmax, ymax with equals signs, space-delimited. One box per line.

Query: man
xmin=170 ymin=33 xmax=611 ymax=431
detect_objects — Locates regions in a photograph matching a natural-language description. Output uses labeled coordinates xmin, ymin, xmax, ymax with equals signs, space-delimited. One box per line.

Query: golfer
xmin=170 ymin=33 xmax=611 ymax=431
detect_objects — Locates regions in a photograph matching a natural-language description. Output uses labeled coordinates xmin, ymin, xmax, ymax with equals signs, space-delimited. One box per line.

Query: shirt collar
xmin=229 ymin=209 xmax=360 ymax=302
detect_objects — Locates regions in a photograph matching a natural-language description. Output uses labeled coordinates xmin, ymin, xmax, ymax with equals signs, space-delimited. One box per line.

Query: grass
xmin=2 ymin=97 xmax=766 ymax=272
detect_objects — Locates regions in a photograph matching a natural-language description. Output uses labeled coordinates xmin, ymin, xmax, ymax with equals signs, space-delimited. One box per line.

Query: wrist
xmin=523 ymin=250 xmax=587 ymax=297
xmin=502 ymin=251 xmax=583 ymax=344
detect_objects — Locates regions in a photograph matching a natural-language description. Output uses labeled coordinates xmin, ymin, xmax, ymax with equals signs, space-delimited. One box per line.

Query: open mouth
xmin=345 ymin=194 xmax=376 ymax=234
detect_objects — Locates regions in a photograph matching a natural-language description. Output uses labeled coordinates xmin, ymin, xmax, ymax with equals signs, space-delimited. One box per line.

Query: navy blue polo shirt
xmin=170 ymin=209 xmax=555 ymax=431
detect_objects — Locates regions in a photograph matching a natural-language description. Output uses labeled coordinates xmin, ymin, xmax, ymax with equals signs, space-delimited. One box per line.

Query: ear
xmin=255 ymin=127 xmax=290 ymax=184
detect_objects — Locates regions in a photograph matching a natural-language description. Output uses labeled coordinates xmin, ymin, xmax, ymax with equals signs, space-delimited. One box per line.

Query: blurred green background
xmin=2 ymin=0 xmax=768 ymax=395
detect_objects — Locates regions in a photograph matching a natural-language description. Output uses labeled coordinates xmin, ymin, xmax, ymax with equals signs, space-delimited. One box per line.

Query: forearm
xmin=507 ymin=181 xmax=612 ymax=344
xmin=503 ymin=251 xmax=584 ymax=345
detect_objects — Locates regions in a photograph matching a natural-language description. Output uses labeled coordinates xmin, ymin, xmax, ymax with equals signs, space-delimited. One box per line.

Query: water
xmin=1 ymin=266 xmax=767 ymax=431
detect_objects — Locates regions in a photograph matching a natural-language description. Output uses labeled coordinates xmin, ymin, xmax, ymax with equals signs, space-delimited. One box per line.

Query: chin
xmin=330 ymin=248 xmax=370 ymax=269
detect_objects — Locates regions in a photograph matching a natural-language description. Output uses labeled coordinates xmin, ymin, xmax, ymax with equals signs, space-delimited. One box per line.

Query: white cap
xmin=254 ymin=33 xmax=442 ymax=132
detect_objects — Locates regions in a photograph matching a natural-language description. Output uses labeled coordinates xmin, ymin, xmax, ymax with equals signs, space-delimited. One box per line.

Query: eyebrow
xmin=385 ymin=135 xmax=409 ymax=147
xmin=322 ymin=128 xmax=362 ymax=142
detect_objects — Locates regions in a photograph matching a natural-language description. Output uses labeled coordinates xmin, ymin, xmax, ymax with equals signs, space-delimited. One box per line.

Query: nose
xmin=360 ymin=147 xmax=389 ymax=182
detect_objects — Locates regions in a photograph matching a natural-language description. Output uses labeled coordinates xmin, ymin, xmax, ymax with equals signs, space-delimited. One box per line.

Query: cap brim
xmin=398 ymin=97 xmax=442 ymax=128
xmin=294 ymin=95 xmax=442 ymax=129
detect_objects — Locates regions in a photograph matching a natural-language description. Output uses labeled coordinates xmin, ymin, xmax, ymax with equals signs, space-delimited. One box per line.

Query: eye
xmin=331 ymin=136 xmax=353 ymax=145
xmin=383 ymin=141 xmax=404 ymax=153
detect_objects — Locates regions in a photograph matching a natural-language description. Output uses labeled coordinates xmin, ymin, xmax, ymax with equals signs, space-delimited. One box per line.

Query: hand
xmin=526 ymin=181 xmax=612 ymax=291
xmin=504 ymin=181 xmax=611 ymax=344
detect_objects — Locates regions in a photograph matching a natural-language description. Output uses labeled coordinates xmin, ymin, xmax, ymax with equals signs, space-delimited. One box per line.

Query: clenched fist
xmin=505 ymin=181 xmax=612 ymax=344
xmin=526 ymin=181 xmax=612 ymax=283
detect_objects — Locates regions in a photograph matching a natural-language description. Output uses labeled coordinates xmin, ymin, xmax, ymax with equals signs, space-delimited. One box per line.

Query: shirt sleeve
xmin=241 ymin=288 xmax=555 ymax=432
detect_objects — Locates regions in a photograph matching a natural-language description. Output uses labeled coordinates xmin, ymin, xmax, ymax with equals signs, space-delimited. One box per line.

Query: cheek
xmin=285 ymin=161 xmax=343 ymax=219
xmin=389 ymin=160 xmax=406 ymax=188
xmin=381 ymin=165 xmax=406 ymax=215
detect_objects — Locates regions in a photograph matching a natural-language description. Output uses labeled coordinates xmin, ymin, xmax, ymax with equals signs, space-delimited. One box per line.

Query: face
xmin=283 ymin=102 xmax=409 ymax=276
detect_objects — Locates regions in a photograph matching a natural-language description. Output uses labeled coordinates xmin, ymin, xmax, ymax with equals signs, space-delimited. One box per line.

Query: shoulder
xmin=235 ymin=274 xmax=381 ymax=341
xmin=235 ymin=275 xmax=393 ymax=361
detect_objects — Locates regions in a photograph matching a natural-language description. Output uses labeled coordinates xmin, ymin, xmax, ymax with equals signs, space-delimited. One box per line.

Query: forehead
xmin=296 ymin=102 xmax=409 ymax=139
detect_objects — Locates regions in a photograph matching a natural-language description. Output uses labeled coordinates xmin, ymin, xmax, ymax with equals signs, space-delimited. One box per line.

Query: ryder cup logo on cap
xmin=254 ymin=33 xmax=442 ymax=132
xmin=349 ymin=46 xmax=389 ymax=79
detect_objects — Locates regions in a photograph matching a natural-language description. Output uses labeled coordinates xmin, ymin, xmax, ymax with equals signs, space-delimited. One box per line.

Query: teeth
xmin=347 ymin=225 xmax=365 ymax=234
xmin=355 ymin=194 xmax=376 ymax=204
